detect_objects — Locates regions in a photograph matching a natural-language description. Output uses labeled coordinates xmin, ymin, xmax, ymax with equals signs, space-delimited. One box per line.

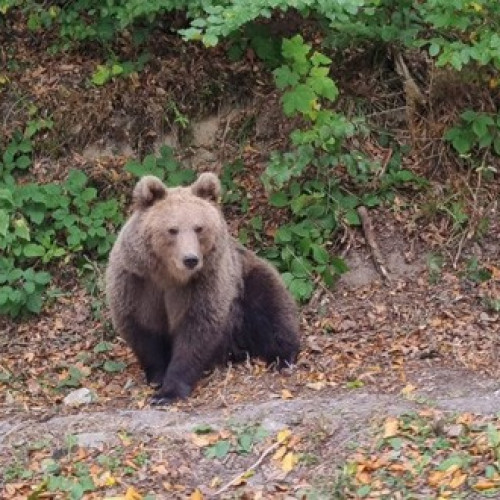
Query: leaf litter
xmin=1 ymin=12 xmax=499 ymax=499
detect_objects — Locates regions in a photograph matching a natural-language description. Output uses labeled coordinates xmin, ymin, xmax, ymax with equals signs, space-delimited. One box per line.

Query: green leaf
xmin=92 ymin=65 xmax=111 ymax=86
xmin=493 ymin=136 xmax=500 ymax=155
xmin=238 ymin=433 xmax=254 ymax=454
xmin=307 ymin=66 xmax=338 ymax=101
xmin=429 ymin=43 xmax=440 ymax=57
xmin=0 ymin=188 xmax=14 ymax=207
xmin=273 ymin=65 xmax=300 ymax=89
xmin=437 ymin=455 xmax=465 ymax=471
xmin=205 ymin=440 xmax=231 ymax=459
xmin=344 ymin=209 xmax=360 ymax=226
xmin=356 ymin=485 xmax=371 ymax=497
xmin=487 ymin=423 xmax=500 ymax=448
xmin=102 ymin=360 xmax=126 ymax=373
xmin=23 ymin=281 xmax=36 ymax=294
xmin=33 ymin=271 xmax=51 ymax=285
xmin=25 ymin=292 xmax=43 ymax=313
xmin=288 ymin=277 xmax=314 ymax=301
xmin=23 ymin=244 xmax=46 ymax=258
xmin=310 ymin=51 xmax=332 ymax=66
xmin=93 ymin=341 xmax=113 ymax=354
xmin=282 ymin=84 xmax=316 ymax=116
xmin=15 ymin=155 xmax=31 ymax=169
xmin=311 ymin=244 xmax=329 ymax=265
xmin=269 ymin=192 xmax=289 ymax=207
xmin=193 ymin=424 xmax=213 ymax=435
xmin=66 ymin=169 xmax=88 ymax=193
xmin=0 ymin=209 xmax=9 ymax=237
xmin=14 ymin=219 xmax=30 ymax=241
xmin=282 ymin=35 xmax=310 ymax=66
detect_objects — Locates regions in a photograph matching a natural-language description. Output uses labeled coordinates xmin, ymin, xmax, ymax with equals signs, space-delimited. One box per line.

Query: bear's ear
xmin=132 ymin=176 xmax=166 ymax=209
xmin=191 ymin=172 xmax=221 ymax=202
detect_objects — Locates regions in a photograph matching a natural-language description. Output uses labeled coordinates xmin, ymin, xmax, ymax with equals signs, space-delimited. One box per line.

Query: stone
xmin=63 ymin=388 xmax=95 ymax=407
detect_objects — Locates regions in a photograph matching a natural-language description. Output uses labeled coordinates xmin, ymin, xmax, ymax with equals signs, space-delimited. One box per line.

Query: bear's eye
xmin=168 ymin=228 xmax=179 ymax=236
xmin=194 ymin=225 xmax=204 ymax=234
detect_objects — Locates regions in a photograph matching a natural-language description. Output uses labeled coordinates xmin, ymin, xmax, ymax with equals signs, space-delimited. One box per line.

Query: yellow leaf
xmin=98 ymin=471 xmax=117 ymax=487
xmin=474 ymin=480 xmax=499 ymax=490
xmin=191 ymin=489 xmax=204 ymax=500
xmin=383 ymin=417 xmax=399 ymax=438
xmin=277 ymin=429 xmax=292 ymax=444
xmin=449 ymin=473 xmax=467 ymax=489
xmin=125 ymin=486 xmax=142 ymax=500
xmin=273 ymin=446 xmax=287 ymax=461
xmin=281 ymin=451 xmax=298 ymax=472
xmin=281 ymin=389 xmax=294 ymax=399
xmin=401 ymin=384 xmax=416 ymax=396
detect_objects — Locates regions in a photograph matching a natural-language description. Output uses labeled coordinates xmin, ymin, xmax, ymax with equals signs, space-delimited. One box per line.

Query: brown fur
xmin=106 ymin=173 xmax=300 ymax=404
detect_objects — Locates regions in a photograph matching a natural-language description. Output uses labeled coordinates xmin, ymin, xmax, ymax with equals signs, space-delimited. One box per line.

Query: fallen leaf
xmin=281 ymin=389 xmax=294 ymax=399
xmin=191 ymin=489 xmax=203 ymax=500
xmin=281 ymin=451 xmax=298 ymax=472
xmin=401 ymin=384 xmax=416 ymax=396
xmin=474 ymin=480 xmax=499 ymax=491
xmin=191 ymin=433 xmax=220 ymax=447
xmin=125 ymin=486 xmax=142 ymax=500
xmin=449 ymin=473 xmax=467 ymax=489
xmin=277 ymin=429 xmax=291 ymax=444
xmin=273 ymin=446 xmax=287 ymax=461
xmin=383 ymin=417 xmax=399 ymax=438
xmin=306 ymin=381 xmax=326 ymax=391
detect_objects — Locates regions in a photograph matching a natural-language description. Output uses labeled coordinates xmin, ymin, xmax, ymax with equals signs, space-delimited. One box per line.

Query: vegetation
xmin=1 ymin=0 xmax=499 ymax=314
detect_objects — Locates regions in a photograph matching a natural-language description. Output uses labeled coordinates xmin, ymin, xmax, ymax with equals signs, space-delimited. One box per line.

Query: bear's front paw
xmin=150 ymin=393 xmax=177 ymax=406
xmin=150 ymin=379 xmax=192 ymax=405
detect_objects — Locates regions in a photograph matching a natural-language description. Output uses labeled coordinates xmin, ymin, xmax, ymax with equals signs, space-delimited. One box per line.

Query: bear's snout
xmin=183 ymin=255 xmax=199 ymax=270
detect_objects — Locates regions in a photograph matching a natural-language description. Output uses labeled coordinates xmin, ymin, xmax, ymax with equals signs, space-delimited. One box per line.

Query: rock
xmin=76 ymin=432 xmax=113 ymax=449
xmin=446 ymin=424 xmax=464 ymax=438
xmin=63 ymin=388 xmax=95 ymax=407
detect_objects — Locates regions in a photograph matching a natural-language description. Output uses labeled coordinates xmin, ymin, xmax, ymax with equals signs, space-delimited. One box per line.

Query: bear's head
xmin=132 ymin=172 xmax=224 ymax=285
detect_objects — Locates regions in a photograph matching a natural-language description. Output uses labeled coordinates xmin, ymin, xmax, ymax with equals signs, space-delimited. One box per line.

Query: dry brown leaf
xmin=281 ymin=389 xmax=294 ymax=399
xmin=474 ymin=480 xmax=500 ymax=491
xmin=306 ymin=381 xmax=326 ymax=391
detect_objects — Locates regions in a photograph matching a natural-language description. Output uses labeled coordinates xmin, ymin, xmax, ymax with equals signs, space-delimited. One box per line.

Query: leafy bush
xmin=445 ymin=111 xmax=500 ymax=156
xmin=259 ymin=36 xmax=423 ymax=301
xmin=0 ymin=123 xmax=123 ymax=317
xmin=125 ymin=145 xmax=196 ymax=186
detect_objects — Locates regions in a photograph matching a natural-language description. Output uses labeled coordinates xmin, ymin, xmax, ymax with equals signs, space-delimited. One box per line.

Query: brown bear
xmin=105 ymin=172 xmax=300 ymax=404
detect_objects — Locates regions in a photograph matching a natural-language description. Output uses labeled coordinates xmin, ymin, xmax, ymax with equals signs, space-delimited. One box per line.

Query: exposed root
xmin=357 ymin=206 xmax=390 ymax=282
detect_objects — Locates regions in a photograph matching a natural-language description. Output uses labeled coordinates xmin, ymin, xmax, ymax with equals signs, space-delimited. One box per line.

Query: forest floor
xmin=1 ymin=16 xmax=500 ymax=500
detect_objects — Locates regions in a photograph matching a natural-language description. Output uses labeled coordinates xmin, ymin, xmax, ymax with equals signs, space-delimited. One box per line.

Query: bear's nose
xmin=183 ymin=255 xmax=199 ymax=270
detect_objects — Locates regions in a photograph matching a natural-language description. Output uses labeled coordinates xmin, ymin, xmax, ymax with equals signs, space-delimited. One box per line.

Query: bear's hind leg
xmin=240 ymin=263 xmax=300 ymax=367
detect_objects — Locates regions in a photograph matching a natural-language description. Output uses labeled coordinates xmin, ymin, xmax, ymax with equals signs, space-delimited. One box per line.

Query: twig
xmin=213 ymin=441 xmax=281 ymax=497
xmin=357 ymin=206 xmax=390 ymax=282
xmin=453 ymin=166 xmax=483 ymax=268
